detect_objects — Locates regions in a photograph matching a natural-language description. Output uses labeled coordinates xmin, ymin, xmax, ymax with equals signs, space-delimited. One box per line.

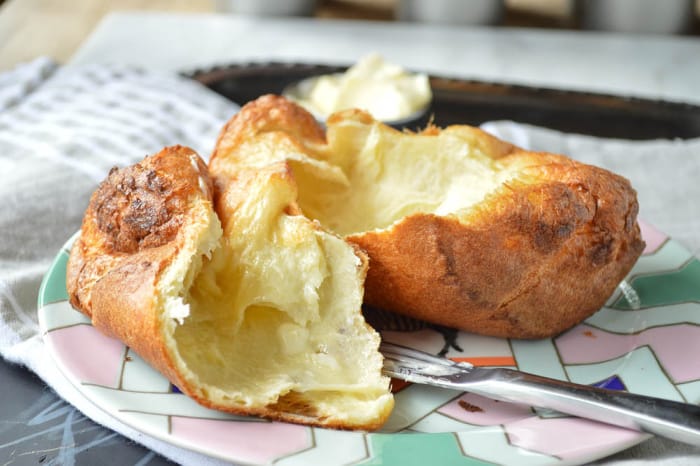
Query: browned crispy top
xmin=214 ymin=94 xmax=326 ymax=154
xmin=67 ymin=145 xmax=212 ymax=317
xmin=89 ymin=145 xmax=211 ymax=254
xmin=210 ymin=95 xmax=326 ymax=180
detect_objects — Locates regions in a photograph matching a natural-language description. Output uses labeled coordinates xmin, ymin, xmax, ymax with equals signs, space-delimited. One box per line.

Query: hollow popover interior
xmin=212 ymin=98 xmax=520 ymax=238
xmin=298 ymin=113 xmax=520 ymax=236
xmin=167 ymin=165 xmax=392 ymax=426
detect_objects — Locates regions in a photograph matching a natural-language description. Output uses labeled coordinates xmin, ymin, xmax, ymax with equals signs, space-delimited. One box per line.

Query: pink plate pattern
xmin=38 ymin=223 xmax=700 ymax=466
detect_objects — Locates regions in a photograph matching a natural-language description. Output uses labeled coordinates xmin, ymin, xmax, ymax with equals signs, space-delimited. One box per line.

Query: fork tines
xmin=379 ymin=341 xmax=471 ymax=382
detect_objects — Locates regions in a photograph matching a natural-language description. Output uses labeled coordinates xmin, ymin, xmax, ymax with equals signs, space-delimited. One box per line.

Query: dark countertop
xmin=0 ymin=360 xmax=173 ymax=465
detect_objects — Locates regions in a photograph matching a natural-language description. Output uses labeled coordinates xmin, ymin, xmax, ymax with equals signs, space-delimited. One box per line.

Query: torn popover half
xmin=67 ymin=145 xmax=394 ymax=430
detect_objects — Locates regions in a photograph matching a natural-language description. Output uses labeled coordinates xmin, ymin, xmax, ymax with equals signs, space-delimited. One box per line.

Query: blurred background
xmin=1 ymin=0 xmax=699 ymax=72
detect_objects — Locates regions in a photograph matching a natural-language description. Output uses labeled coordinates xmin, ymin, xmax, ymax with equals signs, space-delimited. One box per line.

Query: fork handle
xmin=463 ymin=368 xmax=700 ymax=446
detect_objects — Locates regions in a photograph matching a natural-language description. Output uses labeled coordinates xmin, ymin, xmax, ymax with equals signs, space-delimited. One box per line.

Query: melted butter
xmin=293 ymin=53 xmax=432 ymax=122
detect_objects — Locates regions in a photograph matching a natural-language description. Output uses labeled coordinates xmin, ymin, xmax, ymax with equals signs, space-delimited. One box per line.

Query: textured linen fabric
xmin=0 ymin=58 xmax=239 ymax=466
xmin=0 ymin=58 xmax=698 ymax=465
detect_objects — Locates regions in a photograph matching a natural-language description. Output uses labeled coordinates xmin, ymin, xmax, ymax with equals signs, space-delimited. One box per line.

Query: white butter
xmin=294 ymin=53 xmax=431 ymax=122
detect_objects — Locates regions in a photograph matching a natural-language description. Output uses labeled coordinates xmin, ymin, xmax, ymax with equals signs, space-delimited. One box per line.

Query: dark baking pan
xmin=186 ymin=62 xmax=700 ymax=140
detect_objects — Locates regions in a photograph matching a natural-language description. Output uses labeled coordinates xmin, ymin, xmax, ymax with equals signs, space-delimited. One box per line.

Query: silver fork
xmin=380 ymin=341 xmax=700 ymax=446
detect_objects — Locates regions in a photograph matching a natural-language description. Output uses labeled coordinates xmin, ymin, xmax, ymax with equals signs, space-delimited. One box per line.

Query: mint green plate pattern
xmin=38 ymin=222 xmax=700 ymax=465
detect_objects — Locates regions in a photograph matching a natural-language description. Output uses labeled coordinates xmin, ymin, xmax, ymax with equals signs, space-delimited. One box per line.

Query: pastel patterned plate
xmin=38 ymin=220 xmax=700 ymax=466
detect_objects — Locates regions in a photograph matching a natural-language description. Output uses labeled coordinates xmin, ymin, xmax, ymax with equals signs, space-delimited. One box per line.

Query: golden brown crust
xmin=210 ymin=94 xmax=327 ymax=182
xmin=214 ymin=94 xmax=326 ymax=157
xmin=351 ymin=153 xmax=644 ymax=338
xmin=66 ymin=145 xmax=214 ymax=391
xmin=214 ymin=96 xmax=644 ymax=338
xmin=67 ymin=145 xmax=212 ymax=311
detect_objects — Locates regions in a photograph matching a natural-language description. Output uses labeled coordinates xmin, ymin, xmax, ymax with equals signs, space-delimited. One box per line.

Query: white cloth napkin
xmin=0 ymin=58 xmax=239 ymax=466
xmin=1 ymin=58 xmax=699 ymax=465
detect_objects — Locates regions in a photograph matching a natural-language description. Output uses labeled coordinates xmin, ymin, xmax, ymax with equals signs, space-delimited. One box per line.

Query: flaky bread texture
xmin=211 ymin=95 xmax=645 ymax=338
xmin=67 ymin=145 xmax=393 ymax=430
